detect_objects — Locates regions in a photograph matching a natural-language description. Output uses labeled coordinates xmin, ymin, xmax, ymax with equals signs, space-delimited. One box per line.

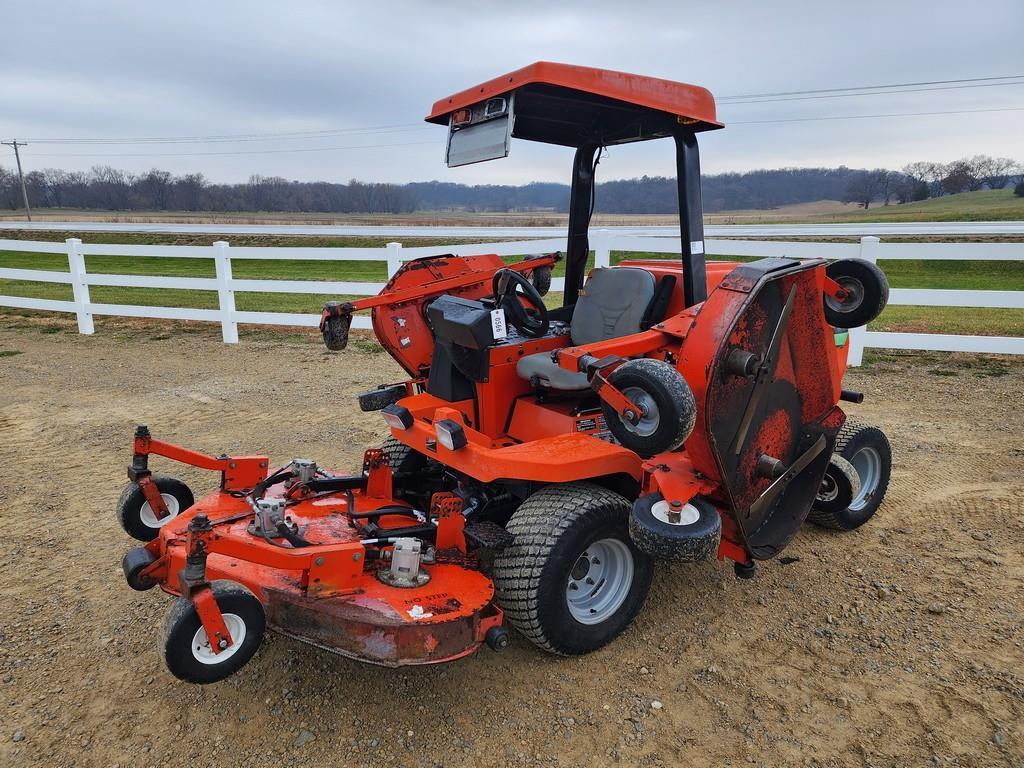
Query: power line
xmin=21 ymin=123 xmax=427 ymax=145
xmin=24 ymin=138 xmax=438 ymax=158
xmin=728 ymin=105 xmax=1024 ymax=125
xmin=720 ymin=79 xmax=1024 ymax=105
xmin=718 ymin=74 xmax=1024 ymax=100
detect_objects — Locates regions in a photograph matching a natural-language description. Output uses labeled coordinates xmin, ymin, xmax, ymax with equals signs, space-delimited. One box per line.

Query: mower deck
xmin=146 ymin=482 xmax=499 ymax=667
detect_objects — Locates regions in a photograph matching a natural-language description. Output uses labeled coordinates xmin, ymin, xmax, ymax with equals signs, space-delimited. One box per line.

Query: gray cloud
xmin=3 ymin=0 xmax=1022 ymax=184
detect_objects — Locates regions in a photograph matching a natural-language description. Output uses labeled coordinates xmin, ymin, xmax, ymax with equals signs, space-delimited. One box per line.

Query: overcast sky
xmin=3 ymin=1 xmax=1023 ymax=185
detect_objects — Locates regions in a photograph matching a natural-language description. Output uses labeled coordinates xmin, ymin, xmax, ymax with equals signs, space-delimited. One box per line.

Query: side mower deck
xmin=122 ymin=436 xmax=504 ymax=674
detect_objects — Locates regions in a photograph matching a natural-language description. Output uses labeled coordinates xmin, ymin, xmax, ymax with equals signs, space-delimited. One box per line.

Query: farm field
xmin=0 ymin=324 xmax=1022 ymax=767
xmin=1 ymin=189 xmax=1021 ymax=227
xmin=1 ymin=229 xmax=1022 ymax=338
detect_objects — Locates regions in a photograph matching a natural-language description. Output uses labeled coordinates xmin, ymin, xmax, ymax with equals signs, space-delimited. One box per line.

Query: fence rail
xmin=1 ymin=232 xmax=1022 ymax=365
xmin=3 ymin=220 xmax=1024 ymax=236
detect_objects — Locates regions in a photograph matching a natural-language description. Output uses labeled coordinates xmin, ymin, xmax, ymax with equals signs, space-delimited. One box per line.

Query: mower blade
xmin=730 ymin=284 xmax=798 ymax=456
xmin=747 ymin=434 xmax=826 ymax=520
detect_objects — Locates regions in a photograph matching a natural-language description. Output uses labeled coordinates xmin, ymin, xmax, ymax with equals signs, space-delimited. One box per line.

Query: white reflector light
xmin=434 ymin=418 xmax=467 ymax=450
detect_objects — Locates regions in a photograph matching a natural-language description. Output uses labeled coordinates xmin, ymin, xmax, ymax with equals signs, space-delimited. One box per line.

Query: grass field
xmin=2 ymin=189 xmax=1021 ymax=228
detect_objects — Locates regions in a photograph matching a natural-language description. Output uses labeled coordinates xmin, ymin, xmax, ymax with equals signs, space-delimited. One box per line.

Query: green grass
xmin=1 ymin=234 xmax=1021 ymax=338
xmin=805 ymin=189 xmax=1024 ymax=223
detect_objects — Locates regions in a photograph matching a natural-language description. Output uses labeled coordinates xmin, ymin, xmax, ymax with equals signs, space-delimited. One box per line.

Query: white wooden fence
xmin=1 ymin=231 xmax=1021 ymax=366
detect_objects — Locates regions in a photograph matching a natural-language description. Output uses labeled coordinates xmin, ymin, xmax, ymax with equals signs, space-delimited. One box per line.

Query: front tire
xmin=380 ymin=437 xmax=427 ymax=475
xmin=493 ymin=483 xmax=653 ymax=655
xmin=162 ymin=581 xmax=265 ymax=684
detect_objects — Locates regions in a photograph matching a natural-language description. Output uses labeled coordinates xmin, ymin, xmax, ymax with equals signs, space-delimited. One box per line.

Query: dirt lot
xmin=1 ymin=320 xmax=1022 ymax=768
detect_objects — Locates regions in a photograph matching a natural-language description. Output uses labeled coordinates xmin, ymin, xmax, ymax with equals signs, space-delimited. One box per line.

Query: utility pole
xmin=2 ymin=140 xmax=32 ymax=221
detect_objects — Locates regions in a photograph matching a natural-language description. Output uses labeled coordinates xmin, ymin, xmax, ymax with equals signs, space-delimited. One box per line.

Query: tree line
xmin=1 ymin=156 xmax=1020 ymax=215
xmin=840 ymin=156 xmax=1021 ymax=209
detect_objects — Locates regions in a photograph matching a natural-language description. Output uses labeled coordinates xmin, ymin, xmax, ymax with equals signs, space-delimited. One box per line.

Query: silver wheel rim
xmin=651 ymin=500 xmax=701 ymax=526
xmin=565 ymin=538 xmax=635 ymax=625
xmin=622 ymin=387 xmax=659 ymax=437
xmin=849 ymin=446 xmax=881 ymax=511
xmin=139 ymin=493 xmax=181 ymax=529
xmin=825 ymin=276 xmax=865 ymax=315
xmin=191 ymin=613 xmax=246 ymax=665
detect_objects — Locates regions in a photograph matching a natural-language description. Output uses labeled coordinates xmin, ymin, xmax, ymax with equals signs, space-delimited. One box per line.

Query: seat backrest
xmin=570 ymin=267 xmax=657 ymax=346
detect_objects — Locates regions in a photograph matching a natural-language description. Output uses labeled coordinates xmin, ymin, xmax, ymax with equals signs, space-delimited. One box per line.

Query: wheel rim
xmin=139 ymin=493 xmax=181 ymax=529
xmin=191 ymin=613 xmax=246 ymax=665
xmin=651 ymin=500 xmax=701 ymax=526
xmin=565 ymin=538 xmax=635 ymax=625
xmin=825 ymin=276 xmax=865 ymax=315
xmin=817 ymin=472 xmax=839 ymax=502
xmin=621 ymin=387 xmax=659 ymax=438
xmin=849 ymin=446 xmax=881 ymax=511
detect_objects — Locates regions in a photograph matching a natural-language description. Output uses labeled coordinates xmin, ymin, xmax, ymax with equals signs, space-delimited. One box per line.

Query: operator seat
xmin=516 ymin=267 xmax=657 ymax=390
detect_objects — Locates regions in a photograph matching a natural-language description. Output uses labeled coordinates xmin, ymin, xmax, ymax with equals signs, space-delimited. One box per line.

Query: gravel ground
xmin=1 ymin=318 xmax=1022 ymax=768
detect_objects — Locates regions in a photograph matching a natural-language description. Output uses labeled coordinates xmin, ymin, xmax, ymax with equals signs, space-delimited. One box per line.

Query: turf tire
xmin=807 ymin=421 xmax=891 ymax=531
xmin=493 ymin=483 xmax=653 ymax=655
xmin=381 ymin=437 xmax=427 ymax=475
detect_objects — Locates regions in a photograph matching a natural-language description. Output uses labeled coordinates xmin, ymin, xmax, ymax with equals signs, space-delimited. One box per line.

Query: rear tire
xmin=808 ymin=421 xmax=891 ymax=531
xmin=493 ymin=483 xmax=653 ymax=655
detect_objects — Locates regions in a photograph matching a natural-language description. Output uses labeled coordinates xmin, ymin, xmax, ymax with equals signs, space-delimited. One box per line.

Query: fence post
xmin=66 ymin=238 xmax=94 ymax=335
xmin=592 ymin=228 xmax=611 ymax=268
xmin=213 ymin=241 xmax=239 ymax=344
xmin=386 ymin=242 xmax=403 ymax=279
xmin=846 ymin=236 xmax=881 ymax=367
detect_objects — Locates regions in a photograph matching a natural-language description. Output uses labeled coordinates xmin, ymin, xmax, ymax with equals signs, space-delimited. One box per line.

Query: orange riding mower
xmin=117 ymin=63 xmax=892 ymax=684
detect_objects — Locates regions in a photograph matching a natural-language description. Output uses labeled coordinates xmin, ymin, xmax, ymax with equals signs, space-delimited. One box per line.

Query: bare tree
xmin=841 ymin=169 xmax=889 ymax=209
xmin=136 ymin=169 xmax=173 ymax=209
xmin=971 ymin=156 xmax=1019 ymax=190
xmin=941 ymin=160 xmax=976 ymax=195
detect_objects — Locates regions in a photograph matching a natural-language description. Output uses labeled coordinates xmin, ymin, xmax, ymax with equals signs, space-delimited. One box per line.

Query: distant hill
xmin=408 ymin=167 xmax=864 ymax=214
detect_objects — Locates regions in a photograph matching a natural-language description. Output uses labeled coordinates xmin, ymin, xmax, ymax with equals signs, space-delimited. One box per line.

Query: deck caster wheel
xmin=601 ymin=359 xmax=696 ymax=458
xmin=116 ymin=475 xmax=194 ymax=542
xmin=823 ymin=259 xmax=889 ymax=328
xmin=162 ymin=581 xmax=265 ymax=684
xmin=485 ymin=625 xmax=511 ymax=652
xmin=734 ymin=561 xmax=757 ymax=580
xmin=122 ymin=547 xmax=158 ymax=591
xmin=628 ymin=494 xmax=721 ymax=562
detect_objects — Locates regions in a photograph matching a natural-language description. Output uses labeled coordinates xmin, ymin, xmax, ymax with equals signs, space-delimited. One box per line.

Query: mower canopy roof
xmin=426 ymin=61 xmax=722 ymax=148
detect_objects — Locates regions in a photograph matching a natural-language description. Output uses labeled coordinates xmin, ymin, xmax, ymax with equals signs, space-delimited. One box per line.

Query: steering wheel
xmin=492 ymin=269 xmax=550 ymax=338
